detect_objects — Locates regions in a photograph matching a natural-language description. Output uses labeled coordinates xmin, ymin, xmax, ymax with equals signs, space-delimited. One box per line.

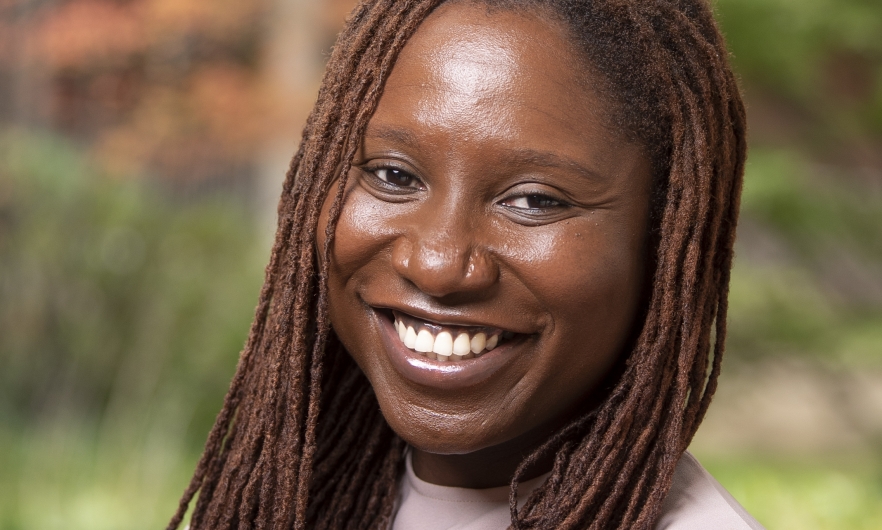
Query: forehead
xmin=372 ymin=2 xmax=620 ymax=153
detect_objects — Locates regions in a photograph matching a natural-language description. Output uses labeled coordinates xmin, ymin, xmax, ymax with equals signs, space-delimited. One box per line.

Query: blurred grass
xmin=701 ymin=455 xmax=882 ymax=530
xmin=0 ymin=423 xmax=195 ymax=530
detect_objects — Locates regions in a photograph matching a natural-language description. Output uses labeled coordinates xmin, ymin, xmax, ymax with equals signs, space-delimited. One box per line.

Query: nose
xmin=391 ymin=224 xmax=499 ymax=299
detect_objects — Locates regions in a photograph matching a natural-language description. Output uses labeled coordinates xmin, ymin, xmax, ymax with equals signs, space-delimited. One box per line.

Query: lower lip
xmin=375 ymin=311 xmax=520 ymax=390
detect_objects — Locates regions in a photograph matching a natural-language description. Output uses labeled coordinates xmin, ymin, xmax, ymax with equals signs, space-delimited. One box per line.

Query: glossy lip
xmin=373 ymin=307 xmax=528 ymax=390
xmin=391 ymin=309 xmax=504 ymax=336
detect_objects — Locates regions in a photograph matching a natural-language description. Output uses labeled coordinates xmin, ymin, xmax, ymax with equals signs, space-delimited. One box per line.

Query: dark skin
xmin=318 ymin=2 xmax=653 ymax=489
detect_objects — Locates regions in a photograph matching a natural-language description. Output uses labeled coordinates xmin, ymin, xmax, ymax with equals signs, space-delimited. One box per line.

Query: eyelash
xmin=502 ymin=193 xmax=566 ymax=211
xmin=360 ymin=163 xmax=569 ymax=215
xmin=362 ymin=165 xmax=423 ymax=192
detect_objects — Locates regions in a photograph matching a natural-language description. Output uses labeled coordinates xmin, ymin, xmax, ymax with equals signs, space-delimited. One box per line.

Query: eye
xmin=503 ymin=193 xmax=564 ymax=210
xmin=370 ymin=167 xmax=421 ymax=189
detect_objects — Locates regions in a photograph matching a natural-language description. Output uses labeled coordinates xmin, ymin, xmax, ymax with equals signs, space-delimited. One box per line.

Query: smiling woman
xmin=169 ymin=1 xmax=755 ymax=529
xmin=321 ymin=5 xmax=653 ymax=488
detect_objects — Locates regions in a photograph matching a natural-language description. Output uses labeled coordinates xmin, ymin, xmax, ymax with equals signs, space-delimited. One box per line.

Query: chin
xmin=379 ymin=398 xmax=518 ymax=455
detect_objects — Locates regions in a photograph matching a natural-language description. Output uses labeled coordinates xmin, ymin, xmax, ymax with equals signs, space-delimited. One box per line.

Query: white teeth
xmin=394 ymin=316 xmax=509 ymax=361
xmin=433 ymin=331 xmax=453 ymax=357
xmin=453 ymin=333 xmax=471 ymax=356
xmin=470 ymin=333 xmax=486 ymax=354
xmin=415 ymin=329 xmax=434 ymax=353
xmin=404 ymin=326 xmax=417 ymax=349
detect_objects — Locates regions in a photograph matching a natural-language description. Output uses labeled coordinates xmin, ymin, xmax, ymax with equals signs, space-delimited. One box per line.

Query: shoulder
xmin=656 ymin=452 xmax=765 ymax=530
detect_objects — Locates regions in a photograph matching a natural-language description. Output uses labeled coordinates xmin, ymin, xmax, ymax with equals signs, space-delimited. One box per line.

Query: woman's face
xmin=319 ymin=1 xmax=653 ymax=483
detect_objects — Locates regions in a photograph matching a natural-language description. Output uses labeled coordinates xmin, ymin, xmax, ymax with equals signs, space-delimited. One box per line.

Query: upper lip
xmin=369 ymin=301 xmax=535 ymax=335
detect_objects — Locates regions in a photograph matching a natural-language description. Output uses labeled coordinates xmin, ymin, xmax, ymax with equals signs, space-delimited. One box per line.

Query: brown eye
xmin=506 ymin=194 xmax=563 ymax=210
xmin=374 ymin=168 xmax=418 ymax=188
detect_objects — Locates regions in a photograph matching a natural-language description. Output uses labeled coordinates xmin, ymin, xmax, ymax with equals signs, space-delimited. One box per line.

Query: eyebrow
xmin=365 ymin=125 xmax=422 ymax=149
xmin=503 ymin=148 xmax=605 ymax=183
xmin=364 ymin=125 xmax=606 ymax=183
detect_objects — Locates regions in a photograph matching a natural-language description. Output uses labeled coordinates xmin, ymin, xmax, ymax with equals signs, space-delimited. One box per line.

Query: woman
xmin=169 ymin=1 xmax=758 ymax=528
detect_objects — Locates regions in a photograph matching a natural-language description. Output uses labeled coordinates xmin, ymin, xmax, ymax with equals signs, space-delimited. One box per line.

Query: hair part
xmin=168 ymin=0 xmax=746 ymax=528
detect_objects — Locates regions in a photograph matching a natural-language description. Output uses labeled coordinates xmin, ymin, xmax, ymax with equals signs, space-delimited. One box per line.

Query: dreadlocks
xmin=168 ymin=0 xmax=746 ymax=528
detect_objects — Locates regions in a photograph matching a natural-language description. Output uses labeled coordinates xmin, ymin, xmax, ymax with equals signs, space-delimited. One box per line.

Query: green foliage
xmin=739 ymin=149 xmax=882 ymax=260
xmin=0 ymin=129 xmax=267 ymax=527
xmin=727 ymin=264 xmax=882 ymax=363
xmin=0 ymin=129 xmax=265 ymax=446
xmin=716 ymin=0 xmax=882 ymax=135
xmin=726 ymin=148 xmax=882 ymax=363
xmin=0 ymin=424 xmax=195 ymax=529
xmin=699 ymin=454 xmax=882 ymax=530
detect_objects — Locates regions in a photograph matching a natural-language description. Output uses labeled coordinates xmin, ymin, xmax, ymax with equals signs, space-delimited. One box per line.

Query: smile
xmin=392 ymin=310 xmax=514 ymax=362
xmin=373 ymin=306 xmax=529 ymax=390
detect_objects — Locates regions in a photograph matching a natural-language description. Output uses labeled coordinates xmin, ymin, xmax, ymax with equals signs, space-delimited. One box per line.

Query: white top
xmin=392 ymin=451 xmax=764 ymax=530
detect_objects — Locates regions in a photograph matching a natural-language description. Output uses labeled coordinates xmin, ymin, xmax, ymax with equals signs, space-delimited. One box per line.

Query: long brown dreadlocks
xmin=168 ymin=0 xmax=746 ymax=528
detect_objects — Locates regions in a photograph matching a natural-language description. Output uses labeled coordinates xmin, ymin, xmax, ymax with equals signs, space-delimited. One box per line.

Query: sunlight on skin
xmin=320 ymin=3 xmax=653 ymax=489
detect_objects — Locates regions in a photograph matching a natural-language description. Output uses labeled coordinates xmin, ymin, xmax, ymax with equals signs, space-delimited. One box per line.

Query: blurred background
xmin=0 ymin=0 xmax=880 ymax=528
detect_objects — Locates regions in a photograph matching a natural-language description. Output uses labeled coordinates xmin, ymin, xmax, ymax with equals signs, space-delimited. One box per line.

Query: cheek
xmin=519 ymin=221 xmax=643 ymax=301
xmin=511 ymin=216 xmax=647 ymax=353
xmin=321 ymin=183 xmax=397 ymax=280
xmin=321 ymin=187 xmax=393 ymax=379
xmin=504 ymin=218 xmax=647 ymax=422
